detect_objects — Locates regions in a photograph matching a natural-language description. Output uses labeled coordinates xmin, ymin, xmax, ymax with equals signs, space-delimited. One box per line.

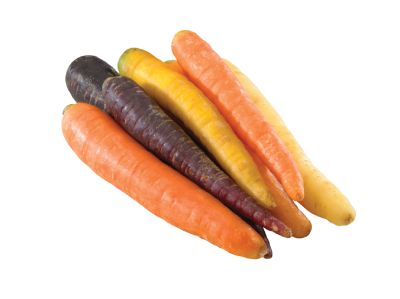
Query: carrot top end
xmin=118 ymin=49 xmax=133 ymax=75
xmin=62 ymin=104 xmax=75 ymax=115
xmin=118 ymin=48 xmax=155 ymax=77
xmin=174 ymin=29 xmax=193 ymax=37
xmin=172 ymin=30 xmax=198 ymax=45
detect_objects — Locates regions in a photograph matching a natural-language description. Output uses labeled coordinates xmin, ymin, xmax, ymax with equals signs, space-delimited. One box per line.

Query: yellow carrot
xmin=225 ymin=60 xmax=356 ymax=225
xmin=119 ymin=48 xmax=276 ymax=209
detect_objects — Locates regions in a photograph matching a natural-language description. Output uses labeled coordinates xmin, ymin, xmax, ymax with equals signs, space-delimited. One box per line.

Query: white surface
xmin=1 ymin=0 xmax=399 ymax=298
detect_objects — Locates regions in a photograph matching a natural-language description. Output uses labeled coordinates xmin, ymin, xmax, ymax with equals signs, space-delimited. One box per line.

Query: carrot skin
xmin=66 ymin=55 xmax=118 ymax=110
xmin=103 ymin=76 xmax=291 ymax=237
xmin=172 ymin=30 xmax=304 ymax=202
xmin=63 ymin=103 xmax=268 ymax=259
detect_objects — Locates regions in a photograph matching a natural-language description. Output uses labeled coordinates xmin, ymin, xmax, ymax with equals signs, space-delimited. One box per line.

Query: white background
xmin=1 ymin=0 xmax=399 ymax=298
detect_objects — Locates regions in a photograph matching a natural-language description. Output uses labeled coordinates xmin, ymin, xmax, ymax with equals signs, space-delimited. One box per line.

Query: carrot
xmin=250 ymin=151 xmax=312 ymax=238
xmin=62 ymin=103 xmax=269 ymax=258
xmin=172 ymin=30 xmax=304 ymax=202
xmin=118 ymin=48 xmax=276 ymax=210
xmin=66 ymin=55 xmax=118 ymax=110
xmin=225 ymin=60 xmax=356 ymax=225
xmin=165 ymin=59 xmax=311 ymax=237
xmin=102 ymin=76 xmax=290 ymax=237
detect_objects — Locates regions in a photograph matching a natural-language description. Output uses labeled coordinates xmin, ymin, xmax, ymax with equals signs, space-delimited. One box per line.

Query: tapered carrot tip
xmin=280 ymin=171 xmax=304 ymax=202
xmin=297 ymin=222 xmax=312 ymax=238
xmin=261 ymin=237 xmax=273 ymax=259
xmin=275 ymin=225 xmax=292 ymax=238
xmin=343 ymin=211 xmax=356 ymax=225
xmin=264 ymin=249 xmax=273 ymax=259
xmin=257 ymin=244 xmax=271 ymax=259
xmin=293 ymin=190 xmax=304 ymax=202
xmin=284 ymin=180 xmax=304 ymax=202
xmin=264 ymin=215 xmax=292 ymax=238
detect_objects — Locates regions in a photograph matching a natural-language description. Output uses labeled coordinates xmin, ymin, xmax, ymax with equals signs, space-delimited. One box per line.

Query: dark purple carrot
xmin=102 ymin=76 xmax=291 ymax=238
xmin=65 ymin=55 xmax=118 ymax=110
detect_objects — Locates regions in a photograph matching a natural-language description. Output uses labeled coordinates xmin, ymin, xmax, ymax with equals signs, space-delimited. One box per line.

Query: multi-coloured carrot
xmin=62 ymin=103 xmax=269 ymax=259
xmin=165 ymin=59 xmax=312 ymax=237
xmin=172 ymin=30 xmax=304 ymax=202
xmin=225 ymin=60 xmax=356 ymax=225
xmin=65 ymin=55 xmax=118 ymax=110
xmin=118 ymin=48 xmax=276 ymax=210
xmin=102 ymin=76 xmax=290 ymax=237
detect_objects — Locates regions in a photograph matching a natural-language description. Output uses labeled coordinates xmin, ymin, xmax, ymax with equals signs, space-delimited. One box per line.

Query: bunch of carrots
xmin=63 ymin=30 xmax=355 ymax=259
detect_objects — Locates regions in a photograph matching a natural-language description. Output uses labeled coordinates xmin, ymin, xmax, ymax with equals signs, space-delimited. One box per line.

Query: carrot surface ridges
xmin=172 ymin=30 xmax=304 ymax=202
xmin=118 ymin=48 xmax=276 ymax=210
xmin=66 ymin=55 xmax=118 ymax=110
xmin=62 ymin=103 xmax=268 ymax=258
xmin=225 ymin=60 xmax=356 ymax=225
xmin=102 ymin=76 xmax=290 ymax=237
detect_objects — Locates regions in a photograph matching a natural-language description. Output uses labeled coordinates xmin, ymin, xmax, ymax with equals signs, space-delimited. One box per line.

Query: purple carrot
xmin=102 ymin=76 xmax=291 ymax=238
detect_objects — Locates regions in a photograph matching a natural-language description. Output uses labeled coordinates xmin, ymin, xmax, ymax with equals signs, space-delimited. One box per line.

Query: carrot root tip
xmin=283 ymin=228 xmax=293 ymax=238
xmin=264 ymin=250 xmax=273 ymax=259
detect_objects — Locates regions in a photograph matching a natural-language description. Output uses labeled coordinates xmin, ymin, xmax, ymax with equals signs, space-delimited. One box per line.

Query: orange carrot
xmin=62 ymin=103 xmax=268 ymax=259
xmin=250 ymin=151 xmax=312 ymax=238
xmin=172 ymin=30 xmax=304 ymax=201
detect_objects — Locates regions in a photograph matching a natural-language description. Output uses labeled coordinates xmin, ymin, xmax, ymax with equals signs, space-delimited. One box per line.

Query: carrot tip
xmin=174 ymin=29 xmax=192 ymax=37
xmin=342 ymin=212 xmax=356 ymax=225
xmin=288 ymin=189 xmax=305 ymax=202
xmin=295 ymin=194 xmax=304 ymax=202
xmin=283 ymin=228 xmax=293 ymax=238
xmin=264 ymin=250 xmax=273 ymax=259
xmin=258 ymin=246 xmax=271 ymax=259
xmin=63 ymin=104 xmax=75 ymax=115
